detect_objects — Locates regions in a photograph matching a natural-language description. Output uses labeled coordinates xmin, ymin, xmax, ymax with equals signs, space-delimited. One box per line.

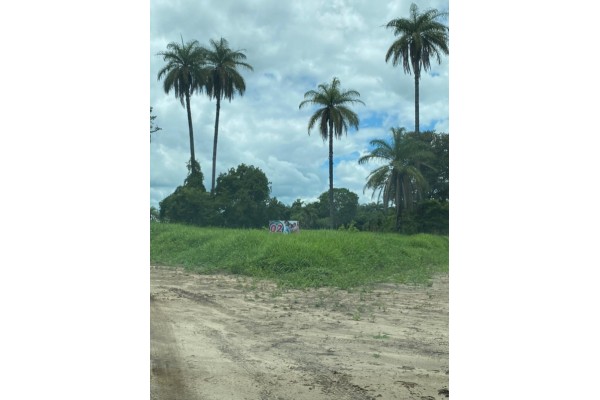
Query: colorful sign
xmin=269 ymin=220 xmax=300 ymax=234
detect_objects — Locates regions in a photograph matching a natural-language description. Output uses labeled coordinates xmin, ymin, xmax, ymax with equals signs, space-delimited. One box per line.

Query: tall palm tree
xmin=157 ymin=38 xmax=206 ymax=174
xmin=358 ymin=127 xmax=434 ymax=230
xmin=299 ymin=77 xmax=364 ymax=229
xmin=385 ymin=3 xmax=449 ymax=134
xmin=202 ymin=37 xmax=253 ymax=193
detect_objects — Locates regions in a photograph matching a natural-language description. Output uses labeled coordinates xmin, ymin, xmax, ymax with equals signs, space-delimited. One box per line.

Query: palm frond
xmin=299 ymin=77 xmax=364 ymax=138
xmin=202 ymin=37 xmax=253 ymax=102
xmin=385 ymin=3 xmax=448 ymax=76
xmin=359 ymin=126 xmax=436 ymax=212
xmin=156 ymin=39 xmax=207 ymax=107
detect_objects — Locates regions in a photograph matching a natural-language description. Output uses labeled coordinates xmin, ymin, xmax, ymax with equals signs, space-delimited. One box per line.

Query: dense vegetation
xmin=151 ymin=223 xmax=448 ymax=288
xmin=153 ymin=131 xmax=448 ymax=234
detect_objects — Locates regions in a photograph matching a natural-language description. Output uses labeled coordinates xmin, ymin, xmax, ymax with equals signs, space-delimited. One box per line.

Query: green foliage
xmin=159 ymin=161 xmax=213 ymax=225
xmin=378 ymin=199 xmax=448 ymax=235
xmin=359 ymin=127 xmax=435 ymax=230
xmin=159 ymin=187 xmax=216 ymax=226
xmin=202 ymin=37 xmax=254 ymax=103
xmin=267 ymin=197 xmax=291 ymax=221
xmin=184 ymin=159 xmax=206 ymax=190
xmin=299 ymin=77 xmax=365 ymax=141
xmin=338 ymin=221 xmax=359 ymax=232
xmin=317 ymin=188 xmax=359 ymax=228
xmin=373 ymin=332 xmax=390 ymax=340
xmin=157 ymin=39 xmax=207 ymax=108
xmin=290 ymin=199 xmax=319 ymax=229
xmin=158 ymin=163 xmax=274 ymax=229
xmin=410 ymin=199 xmax=449 ymax=235
xmin=150 ymin=224 xmax=449 ymax=289
xmin=354 ymin=203 xmax=392 ymax=232
xmin=385 ymin=4 xmax=449 ymax=77
xmin=357 ymin=129 xmax=448 ymax=233
xmin=214 ymin=164 xmax=270 ymax=228
xmin=414 ymin=131 xmax=448 ymax=201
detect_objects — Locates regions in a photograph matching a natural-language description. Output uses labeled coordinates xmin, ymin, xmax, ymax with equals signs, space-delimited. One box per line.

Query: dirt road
xmin=150 ymin=266 xmax=449 ymax=399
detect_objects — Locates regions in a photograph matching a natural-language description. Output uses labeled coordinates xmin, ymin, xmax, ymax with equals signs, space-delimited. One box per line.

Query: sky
xmin=150 ymin=0 xmax=449 ymax=209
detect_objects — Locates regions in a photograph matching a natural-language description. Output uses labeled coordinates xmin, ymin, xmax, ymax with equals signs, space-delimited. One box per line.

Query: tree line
xmin=151 ymin=3 xmax=449 ymax=234
xmin=152 ymin=129 xmax=448 ymax=234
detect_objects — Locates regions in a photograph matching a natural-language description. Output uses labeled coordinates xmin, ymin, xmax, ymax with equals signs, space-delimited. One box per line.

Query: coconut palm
xmin=202 ymin=37 xmax=253 ymax=193
xmin=385 ymin=3 xmax=449 ymax=133
xmin=358 ymin=127 xmax=434 ymax=230
xmin=299 ymin=77 xmax=364 ymax=229
xmin=157 ymin=39 xmax=207 ymax=174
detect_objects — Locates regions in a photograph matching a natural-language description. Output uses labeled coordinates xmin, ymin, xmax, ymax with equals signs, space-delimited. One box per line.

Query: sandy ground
xmin=150 ymin=266 xmax=449 ymax=400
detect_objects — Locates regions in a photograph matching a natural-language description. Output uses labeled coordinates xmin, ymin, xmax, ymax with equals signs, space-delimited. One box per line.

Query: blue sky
xmin=150 ymin=0 xmax=449 ymax=208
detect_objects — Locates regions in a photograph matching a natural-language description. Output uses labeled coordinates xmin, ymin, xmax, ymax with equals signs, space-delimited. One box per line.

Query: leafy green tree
xmin=304 ymin=202 xmax=321 ymax=229
xmin=358 ymin=127 xmax=434 ymax=230
xmin=289 ymin=199 xmax=319 ymax=229
xmin=159 ymin=187 xmax=216 ymax=226
xmin=214 ymin=164 xmax=270 ymax=228
xmin=157 ymin=38 xmax=207 ymax=173
xmin=202 ymin=38 xmax=253 ymax=193
xmin=354 ymin=202 xmax=391 ymax=232
xmin=299 ymin=77 xmax=364 ymax=229
xmin=429 ymin=132 xmax=448 ymax=201
xmin=267 ymin=197 xmax=291 ymax=221
xmin=385 ymin=3 xmax=449 ymax=133
xmin=150 ymin=106 xmax=162 ymax=142
xmin=317 ymin=188 xmax=359 ymax=229
xmin=158 ymin=162 xmax=215 ymax=225
xmin=409 ymin=130 xmax=449 ymax=201
xmin=289 ymin=199 xmax=304 ymax=219
xmin=184 ymin=159 xmax=206 ymax=191
xmin=413 ymin=199 xmax=448 ymax=234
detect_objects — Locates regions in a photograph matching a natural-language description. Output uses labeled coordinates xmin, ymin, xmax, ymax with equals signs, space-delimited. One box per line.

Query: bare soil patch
xmin=150 ymin=266 xmax=449 ymax=399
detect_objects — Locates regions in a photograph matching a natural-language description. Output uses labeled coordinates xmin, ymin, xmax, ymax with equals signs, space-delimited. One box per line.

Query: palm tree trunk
xmin=185 ymin=92 xmax=196 ymax=170
xmin=211 ymin=96 xmax=221 ymax=193
xmin=414 ymin=72 xmax=420 ymax=134
xmin=395 ymin=173 xmax=401 ymax=231
xmin=328 ymin=121 xmax=335 ymax=229
xmin=402 ymin=176 xmax=409 ymax=211
xmin=407 ymin=180 xmax=414 ymax=212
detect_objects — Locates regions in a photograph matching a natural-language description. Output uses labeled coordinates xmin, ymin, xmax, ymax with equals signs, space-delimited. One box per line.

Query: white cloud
xmin=150 ymin=0 xmax=449 ymax=208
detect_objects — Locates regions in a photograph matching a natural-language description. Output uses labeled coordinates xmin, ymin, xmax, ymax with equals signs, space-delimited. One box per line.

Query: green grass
xmin=150 ymin=223 xmax=448 ymax=289
xmin=373 ymin=332 xmax=390 ymax=340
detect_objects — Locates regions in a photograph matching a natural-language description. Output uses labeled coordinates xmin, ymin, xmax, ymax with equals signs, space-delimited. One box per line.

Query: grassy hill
xmin=150 ymin=223 xmax=448 ymax=289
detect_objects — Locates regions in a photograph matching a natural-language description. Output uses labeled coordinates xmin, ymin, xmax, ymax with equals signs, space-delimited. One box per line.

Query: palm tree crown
xmin=299 ymin=77 xmax=364 ymax=141
xmin=299 ymin=77 xmax=364 ymax=229
xmin=203 ymin=38 xmax=253 ymax=103
xmin=157 ymin=39 xmax=207 ymax=174
xmin=358 ymin=127 xmax=434 ymax=230
xmin=385 ymin=3 xmax=448 ymax=133
xmin=202 ymin=38 xmax=253 ymax=193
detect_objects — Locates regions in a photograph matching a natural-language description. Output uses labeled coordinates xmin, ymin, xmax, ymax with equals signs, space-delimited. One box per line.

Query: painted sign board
xmin=269 ymin=220 xmax=300 ymax=234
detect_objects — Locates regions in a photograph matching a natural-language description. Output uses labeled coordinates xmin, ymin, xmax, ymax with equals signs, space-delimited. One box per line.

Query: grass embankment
xmin=150 ymin=223 xmax=448 ymax=289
